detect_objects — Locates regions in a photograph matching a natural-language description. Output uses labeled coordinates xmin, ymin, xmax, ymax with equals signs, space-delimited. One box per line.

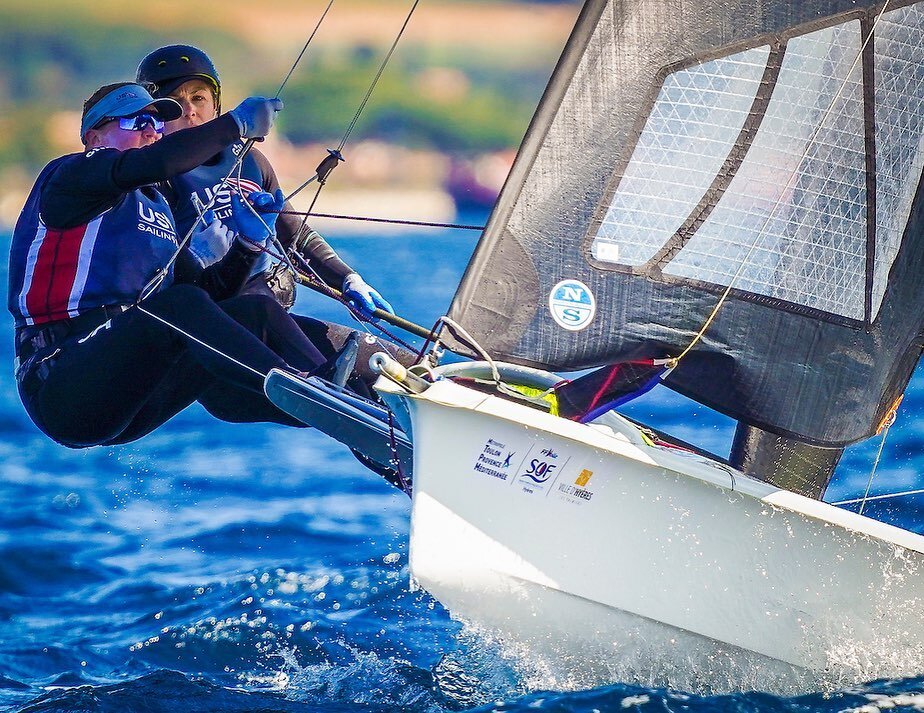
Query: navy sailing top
xmin=10 ymin=152 xmax=178 ymax=327
xmin=8 ymin=114 xmax=249 ymax=329
xmin=162 ymin=143 xmax=353 ymax=288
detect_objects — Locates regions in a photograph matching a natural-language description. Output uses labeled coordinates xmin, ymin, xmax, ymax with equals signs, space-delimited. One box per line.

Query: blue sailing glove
xmin=229 ymin=189 xmax=284 ymax=245
xmin=228 ymin=97 xmax=284 ymax=139
xmin=188 ymin=210 xmax=234 ymax=268
xmin=342 ymin=272 xmax=394 ymax=317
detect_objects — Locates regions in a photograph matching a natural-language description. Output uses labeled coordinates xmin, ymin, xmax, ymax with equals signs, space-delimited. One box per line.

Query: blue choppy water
xmin=1 ymin=221 xmax=923 ymax=712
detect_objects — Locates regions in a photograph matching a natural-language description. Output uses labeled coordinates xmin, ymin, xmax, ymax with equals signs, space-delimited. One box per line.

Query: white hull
xmin=378 ymin=372 xmax=924 ymax=692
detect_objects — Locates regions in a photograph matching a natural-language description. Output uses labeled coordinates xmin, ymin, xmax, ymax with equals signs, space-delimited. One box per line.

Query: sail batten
xmin=449 ymin=0 xmax=924 ymax=448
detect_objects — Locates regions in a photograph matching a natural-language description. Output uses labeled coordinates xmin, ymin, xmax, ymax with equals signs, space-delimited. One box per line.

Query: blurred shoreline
xmin=0 ymin=0 xmax=581 ymax=232
xmin=0 ymin=135 xmax=511 ymax=233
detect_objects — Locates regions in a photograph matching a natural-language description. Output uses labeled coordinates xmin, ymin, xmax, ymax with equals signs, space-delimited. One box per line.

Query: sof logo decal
xmin=517 ymin=446 xmax=569 ymax=495
xmin=549 ymin=279 xmax=595 ymax=331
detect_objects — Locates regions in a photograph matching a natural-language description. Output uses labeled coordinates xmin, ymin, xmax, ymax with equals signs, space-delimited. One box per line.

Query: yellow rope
xmin=860 ymin=409 xmax=898 ymax=516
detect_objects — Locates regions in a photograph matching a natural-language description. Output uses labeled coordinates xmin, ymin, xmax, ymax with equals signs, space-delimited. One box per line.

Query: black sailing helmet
xmin=136 ymin=44 xmax=221 ymax=114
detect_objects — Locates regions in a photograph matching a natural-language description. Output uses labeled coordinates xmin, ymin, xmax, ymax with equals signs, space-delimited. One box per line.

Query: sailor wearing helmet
xmin=136 ymin=45 xmax=413 ymax=399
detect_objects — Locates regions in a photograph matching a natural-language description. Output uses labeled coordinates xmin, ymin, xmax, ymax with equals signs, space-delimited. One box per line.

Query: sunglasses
xmin=117 ymin=113 xmax=165 ymax=132
xmin=95 ymin=113 xmax=165 ymax=133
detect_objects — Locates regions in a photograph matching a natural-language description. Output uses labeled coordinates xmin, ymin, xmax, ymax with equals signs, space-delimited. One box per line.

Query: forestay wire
xmin=286 ymin=0 xmax=422 ymax=204
xmin=271 ymin=0 xmax=433 ymax=351
xmin=137 ymin=0 xmax=433 ymax=383
xmin=274 ymin=0 xmax=337 ymax=99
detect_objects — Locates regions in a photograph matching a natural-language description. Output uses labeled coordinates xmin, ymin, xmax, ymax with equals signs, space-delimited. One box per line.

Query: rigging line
xmin=669 ymin=1 xmax=891 ymax=368
xmin=439 ymin=316 xmax=501 ymax=384
xmin=386 ymin=409 xmax=412 ymax=495
xmin=286 ymin=247 xmax=424 ymax=350
xmin=280 ymin=235 xmax=421 ymax=351
xmin=285 ymin=174 xmax=318 ymax=203
xmin=128 ymin=5 xmax=356 ymax=385
xmin=135 ymin=305 xmax=265 ymax=379
xmin=337 ymin=0 xmax=420 ymax=151
xmin=139 ymin=1 xmax=335 ymax=302
xmin=278 ymin=210 xmax=486 ymax=231
xmin=227 ymin=0 xmax=336 ymax=181
xmin=831 ymin=487 xmax=924 ymax=507
xmin=285 ymin=0 xmax=422 ymax=206
xmin=858 ymin=410 xmax=896 ymax=515
xmin=275 ymin=0 xmax=336 ymax=99
xmin=138 ymin=164 xmax=274 ymax=303
xmin=137 ymin=136 xmax=273 ymax=302
xmin=304 ymin=267 xmax=420 ymax=352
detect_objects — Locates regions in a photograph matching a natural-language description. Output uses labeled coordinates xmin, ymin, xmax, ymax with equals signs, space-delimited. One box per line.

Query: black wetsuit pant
xmin=195 ymin=267 xmax=420 ymax=425
xmin=197 ymin=313 xmax=417 ymax=425
xmin=16 ymin=284 xmax=327 ymax=448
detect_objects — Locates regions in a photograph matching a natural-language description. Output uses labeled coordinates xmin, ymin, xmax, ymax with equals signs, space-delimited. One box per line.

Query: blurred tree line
xmin=0 ymin=2 xmax=570 ymax=176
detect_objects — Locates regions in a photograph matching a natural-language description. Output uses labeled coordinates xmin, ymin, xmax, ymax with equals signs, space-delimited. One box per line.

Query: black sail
xmin=448 ymin=0 xmax=924 ymax=457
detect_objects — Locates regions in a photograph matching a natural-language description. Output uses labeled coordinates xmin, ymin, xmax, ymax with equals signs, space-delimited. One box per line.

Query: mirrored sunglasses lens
xmin=118 ymin=114 xmax=164 ymax=132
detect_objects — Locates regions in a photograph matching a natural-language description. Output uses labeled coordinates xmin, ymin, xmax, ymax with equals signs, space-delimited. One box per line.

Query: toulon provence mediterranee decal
xmin=549 ymin=279 xmax=595 ymax=331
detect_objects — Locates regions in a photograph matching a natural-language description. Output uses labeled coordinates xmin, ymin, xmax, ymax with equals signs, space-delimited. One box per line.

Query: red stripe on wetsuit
xmin=25 ymin=224 xmax=87 ymax=325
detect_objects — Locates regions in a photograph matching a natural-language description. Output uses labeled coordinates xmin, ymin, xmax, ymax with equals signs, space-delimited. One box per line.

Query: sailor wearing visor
xmin=8 ymin=81 xmax=333 ymax=448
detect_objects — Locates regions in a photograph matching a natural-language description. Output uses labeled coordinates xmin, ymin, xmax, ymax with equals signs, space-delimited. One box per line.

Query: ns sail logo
xmin=549 ymin=279 xmax=595 ymax=331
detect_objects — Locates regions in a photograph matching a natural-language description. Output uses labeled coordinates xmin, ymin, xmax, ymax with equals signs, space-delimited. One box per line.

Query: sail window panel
xmin=665 ymin=23 xmax=868 ymax=321
xmin=872 ymin=4 xmax=924 ymax=318
xmin=591 ymin=46 xmax=771 ymax=266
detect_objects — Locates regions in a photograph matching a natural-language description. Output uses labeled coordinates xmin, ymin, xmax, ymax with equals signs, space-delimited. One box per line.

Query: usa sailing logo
xmin=549 ymin=279 xmax=595 ymax=331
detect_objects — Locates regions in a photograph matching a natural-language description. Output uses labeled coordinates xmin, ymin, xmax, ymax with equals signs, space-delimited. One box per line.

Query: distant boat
xmin=267 ymin=0 xmax=924 ymax=691
xmin=445 ymin=152 xmax=513 ymax=214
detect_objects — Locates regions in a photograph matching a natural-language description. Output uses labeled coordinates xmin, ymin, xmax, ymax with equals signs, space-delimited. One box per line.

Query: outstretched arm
xmin=109 ymin=115 xmax=241 ymax=189
xmin=42 ymin=98 xmax=282 ymax=229
xmin=111 ymin=97 xmax=282 ymax=190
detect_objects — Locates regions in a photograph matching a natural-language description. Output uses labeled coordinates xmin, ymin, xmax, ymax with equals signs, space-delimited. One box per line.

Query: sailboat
xmin=266 ymin=0 xmax=924 ymax=691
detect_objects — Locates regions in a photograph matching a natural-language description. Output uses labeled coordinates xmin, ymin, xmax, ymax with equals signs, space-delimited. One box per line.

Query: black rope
xmin=338 ymin=0 xmax=420 ymax=150
xmin=387 ymin=409 xmax=412 ymax=495
xmin=286 ymin=0 xmax=421 ymax=205
xmin=278 ymin=210 xmax=485 ymax=232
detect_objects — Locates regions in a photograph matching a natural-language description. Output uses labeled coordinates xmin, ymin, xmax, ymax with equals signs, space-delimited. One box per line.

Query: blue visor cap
xmin=80 ymin=84 xmax=183 ymax=140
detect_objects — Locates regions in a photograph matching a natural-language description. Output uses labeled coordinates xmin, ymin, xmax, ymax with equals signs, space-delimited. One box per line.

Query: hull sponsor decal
xmin=557 ymin=468 xmax=595 ymax=504
xmin=516 ymin=445 xmax=569 ymax=495
xmin=473 ymin=437 xmax=520 ymax=481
